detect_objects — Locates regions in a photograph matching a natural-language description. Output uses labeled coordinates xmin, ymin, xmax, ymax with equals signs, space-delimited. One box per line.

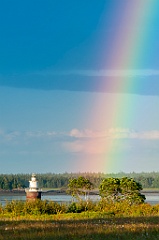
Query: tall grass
xmin=0 ymin=200 xmax=159 ymax=239
xmin=1 ymin=216 xmax=159 ymax=239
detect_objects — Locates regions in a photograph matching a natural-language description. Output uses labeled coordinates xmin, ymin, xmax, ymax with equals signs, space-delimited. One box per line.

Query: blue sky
xmin=1 ymin=0 xmax=159 ymax=173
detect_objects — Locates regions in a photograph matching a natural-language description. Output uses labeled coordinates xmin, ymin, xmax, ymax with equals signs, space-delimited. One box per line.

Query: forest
xmin=0 ymin=172 xmax=158 ymax=190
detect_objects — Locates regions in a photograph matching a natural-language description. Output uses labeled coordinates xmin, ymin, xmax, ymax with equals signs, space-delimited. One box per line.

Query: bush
xmin=67 ymin=202 xmax=86 ymax=213
xmin=44 ymin=201 xmax=66 ymax=214
xmin=4 ymin=200 xmax=67 ymax=216
xmin=4 ymin=200 xmax=25 ymax=216
xmin=3 ymin=199 xmax=159 ymax=217
xmin=67 ymin=200 xmax=96 ymax=213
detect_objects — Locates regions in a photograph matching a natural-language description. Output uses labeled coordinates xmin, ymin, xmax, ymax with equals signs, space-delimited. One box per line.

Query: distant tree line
xmin=0 ymin=172 xmax=159 ymax=190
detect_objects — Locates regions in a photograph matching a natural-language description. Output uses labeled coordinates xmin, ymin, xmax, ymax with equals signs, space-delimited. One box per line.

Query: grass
xmin=0 ymin=215 xmax=159 ymax=239
xmin=1 ymin=200 xmax=159 ymax=239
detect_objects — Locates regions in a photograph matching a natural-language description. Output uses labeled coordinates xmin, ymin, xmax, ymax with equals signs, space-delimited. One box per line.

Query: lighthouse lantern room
xmin=29 ymin=173 xmax=38 ymax=191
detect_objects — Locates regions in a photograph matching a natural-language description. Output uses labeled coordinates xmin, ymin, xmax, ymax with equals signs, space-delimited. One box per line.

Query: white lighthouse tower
xmin=25 ymin=173 xmax=42 ymax=200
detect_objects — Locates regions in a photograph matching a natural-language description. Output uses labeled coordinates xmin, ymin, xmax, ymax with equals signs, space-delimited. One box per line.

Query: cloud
xmin=69 ymin=128 xmax=104 ymax=138
xmin=0 ymin=130 xmax=57 ymax=144
xmin=0 ymin=128 xmax=159 ymax=142
xmin=64 ymin=69 xmax=159 ymax=77
xmin=25 ymin=131 xmax=56 ymax=138
xmin=1 ymin=127 xmax=159 ymax=156
xmin=69 ymin=128 xmax=159 ymax=140
xmin=62 ymin=139 xmax=109 ymax=154
xmin=1 ymin=128 xmax=159 ymax=142
xmin=63 ymin=128 xmax=159 ymax=154
xmin=136 ymin=131 xmax=159 ymax=140
xmin=107 ymin=129 xmax=159 ymax=140
xmin=0 ymin=69 xmax=159 ymax=95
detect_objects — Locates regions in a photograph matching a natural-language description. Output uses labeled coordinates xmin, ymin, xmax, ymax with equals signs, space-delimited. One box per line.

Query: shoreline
xmin=0 ymin=190 xmax=99 ymax=196
xmin=0 ymin=189 xmax=158 ymax=196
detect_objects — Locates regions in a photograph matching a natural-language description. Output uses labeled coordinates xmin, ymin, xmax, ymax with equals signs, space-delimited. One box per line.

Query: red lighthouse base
xmin=26 ymin=191 xmax=42 ymax=200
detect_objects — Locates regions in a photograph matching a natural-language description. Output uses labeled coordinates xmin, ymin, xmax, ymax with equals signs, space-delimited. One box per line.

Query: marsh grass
xmin=0 ymin=216 xmax=159 ymax=239
xmin=1 ymin=200 xmax=159 ymax=239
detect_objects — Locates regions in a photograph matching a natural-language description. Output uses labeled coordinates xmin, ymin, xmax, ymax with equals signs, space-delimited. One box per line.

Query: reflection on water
xmin=0 ymin=193 xmax=158 ymax=206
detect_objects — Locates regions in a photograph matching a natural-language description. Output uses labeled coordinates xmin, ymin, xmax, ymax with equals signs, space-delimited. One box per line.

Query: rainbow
xmin=89 ymin=1 xmax=156 ymax=173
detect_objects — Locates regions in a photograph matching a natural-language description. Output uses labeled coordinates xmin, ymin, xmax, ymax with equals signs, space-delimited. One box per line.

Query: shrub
xmin=4 ymin=200 xmax=67 ymax=216
xmin=4 ymin=200 xmax=25 ymax=216
xmin=45 ymin=201 xmax=66 ymax=214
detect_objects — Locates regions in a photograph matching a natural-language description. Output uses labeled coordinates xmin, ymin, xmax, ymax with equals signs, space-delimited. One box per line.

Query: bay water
xmin=0 ymin=193 xmax=158 ymax=206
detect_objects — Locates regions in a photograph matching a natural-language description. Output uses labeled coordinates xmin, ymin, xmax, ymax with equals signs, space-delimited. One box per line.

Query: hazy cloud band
xmin=0 ymin=69 xmax=159 ymax=95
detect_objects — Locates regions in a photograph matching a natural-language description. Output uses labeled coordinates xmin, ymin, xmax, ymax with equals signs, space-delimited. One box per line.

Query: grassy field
xmin=0 ymin=214 xmax=159 ymax=239
xmin=1 ymin=200 xmax=159 ymax=239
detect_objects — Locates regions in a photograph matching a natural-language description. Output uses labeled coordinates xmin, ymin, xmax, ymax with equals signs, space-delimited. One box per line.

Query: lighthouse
xmin=25 ymin=173 xmax=42 ymax=200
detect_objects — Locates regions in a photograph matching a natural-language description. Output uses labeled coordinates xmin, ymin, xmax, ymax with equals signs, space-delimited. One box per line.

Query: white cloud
xmin=63 ymin=129 xmax=159 ymax=155
xmin=1 ymin=128 xmax=159 ymax=149
xmin=137 ymin=131 xmax=159 ymax=139
xmin=52 ymin=69 xmax=159 ymax=77
xmin=67 ymin=128 xmax=159 ymax=155
xmin=62 ymin=139 xmax=110 ymax=154
xmin=69 ymin=128 xmax=159 ymax=140
xmin=0 ymin=130 xmax=57 ymax=143
xmin=69 ymin=128 xmax=104 ymax=138
xmin=25 ymin=131 xmax=56 ymax=138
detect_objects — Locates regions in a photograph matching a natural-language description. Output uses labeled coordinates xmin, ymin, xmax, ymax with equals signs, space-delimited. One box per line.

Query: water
xmin=144 ymin=193 xmax=159 ymax=205
xmin=0 ymin=195 xmax=26 ymax=206
xmin=0 ymin=194 xmax=100 ymax=206
xmin=41 ymin=194 xmax=100 ymax=203
xmin=0 ymin=193 xmax=158 ymax=206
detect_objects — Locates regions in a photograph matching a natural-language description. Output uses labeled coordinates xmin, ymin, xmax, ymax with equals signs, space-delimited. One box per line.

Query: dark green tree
xmin=99 ymin=177 xmax=145 ymax=204
xmin=68 ymin=176 xmax=93 ymax=201
xmin=120 ymin=177 xmax=145 ymax=204
xmin=99 ymin=178 xmax=120 ymax=202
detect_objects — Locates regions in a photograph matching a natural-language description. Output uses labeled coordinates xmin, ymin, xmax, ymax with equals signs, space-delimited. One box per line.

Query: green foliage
xmin=120 ymin=177 xmax=145 ymax=204
xmin=68 ymin=176 xmax=94 ymax=201
xmin=67 ymin=202 xmax=85 ymax=213
xmin=99 ymin=178 xmax=120 ymax=202
xmin=96 ymin=200 xmax=154 ymax=217
xmin=2 ymin=199 xmax=159 ymax=220
xmin=4 ymin=200 xmax=67 ymax=216
xmin=2 ymin=199 xmax=159 ymax=222
xmin=67 ymin=202 xmax=77 ymax=213
xmin=67 ymin=200 xmax=96 ymax=213
xmin=4 ymin=200 xmax=25 ymax=216
xmin=1 ymin=172 xmax=159 ymax=191
xmin=99 ymin=177 xmax=145 ymax=204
